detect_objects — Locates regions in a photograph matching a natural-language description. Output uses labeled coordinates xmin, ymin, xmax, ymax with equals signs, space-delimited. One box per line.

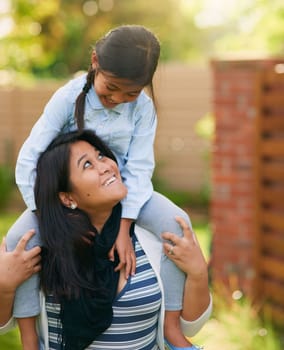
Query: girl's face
xmin=64 ymin=140 xmax=127 ymax=215
xmin=94 ymin=70 xmax=144 ymax=109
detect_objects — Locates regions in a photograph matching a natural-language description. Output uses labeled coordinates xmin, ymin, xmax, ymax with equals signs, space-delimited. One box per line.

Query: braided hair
xmin=74 ymin=25 xmax=160 ymax=130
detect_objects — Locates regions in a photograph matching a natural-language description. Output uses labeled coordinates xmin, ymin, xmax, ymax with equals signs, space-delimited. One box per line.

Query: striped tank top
xmin=46 ymin=234 xmax=162 ymax=349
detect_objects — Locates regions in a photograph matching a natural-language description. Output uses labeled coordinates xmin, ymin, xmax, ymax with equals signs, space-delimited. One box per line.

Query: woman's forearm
xmin=0 ymin=289 xmax=15 ymax=326
xmin=181 ymin=272 xmax=210 ymax=321
xmin=0 ymin=231 xmax=41 ymax=326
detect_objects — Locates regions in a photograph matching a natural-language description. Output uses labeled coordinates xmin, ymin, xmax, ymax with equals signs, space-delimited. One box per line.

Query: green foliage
xmin=1 ymin=0 xmax=199 ymax=80
xmin=2 ymin=0 xmax=284 ymax=82
xmin=0 ymin=166 xmax=14 ymax=210
xmin=152 ymin=170 xmax=210 ymax=209
xmin=0 ymin=328 xmax=21 ymax=350
xmin=195 ymin=112 xmax=215 ymax=141
xmin=192 ymin=286 xmax=283 ymax=350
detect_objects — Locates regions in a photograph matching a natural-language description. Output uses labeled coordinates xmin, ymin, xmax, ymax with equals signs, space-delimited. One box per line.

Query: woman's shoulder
xmin=134 ymin=226 xmax=162 ymax=260
xmin=6 ymin=210 xmax=41 ymax=251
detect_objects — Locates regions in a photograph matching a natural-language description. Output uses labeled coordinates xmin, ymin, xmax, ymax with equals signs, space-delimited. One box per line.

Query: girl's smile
xmin=93 ymin=70 xmax=143 ymax=108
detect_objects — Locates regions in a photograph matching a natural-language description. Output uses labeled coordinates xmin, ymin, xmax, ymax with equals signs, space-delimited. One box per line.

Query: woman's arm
xmin=0 ymin=230 xmax=41 ymax=327
xmin=162 ymin=217 xmax=211 ymax=325
xmin=17 ymin=317 xmax=39 ymax=350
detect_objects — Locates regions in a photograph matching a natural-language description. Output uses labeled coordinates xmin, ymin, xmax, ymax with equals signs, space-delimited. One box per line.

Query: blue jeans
xmin=136 ymin=191 xmax=191 ymax=310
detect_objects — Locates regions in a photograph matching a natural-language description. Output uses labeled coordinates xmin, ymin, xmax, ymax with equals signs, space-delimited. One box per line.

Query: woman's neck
xmin=89 ymin=209 xmax=113 ymax=233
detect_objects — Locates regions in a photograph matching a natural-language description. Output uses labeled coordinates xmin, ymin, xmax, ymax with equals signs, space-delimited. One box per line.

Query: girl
xmin=11 ymin=130 xmax=210 ymax=349
xmin=15 ymin=25 xmax=196 ymax=348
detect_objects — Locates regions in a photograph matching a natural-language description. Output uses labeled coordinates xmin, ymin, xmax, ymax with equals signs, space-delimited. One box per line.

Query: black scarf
xmin=60 ymin=203 xmax=122 ymax=350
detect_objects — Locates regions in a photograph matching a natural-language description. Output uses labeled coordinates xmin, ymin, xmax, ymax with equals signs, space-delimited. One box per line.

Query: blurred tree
xmin=1 ymin=0 xmax=200 ymax=79
xmin=1 ymin=0 xmax=284 ymax=80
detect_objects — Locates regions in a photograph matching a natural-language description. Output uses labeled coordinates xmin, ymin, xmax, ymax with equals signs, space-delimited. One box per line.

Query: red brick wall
xmin=210 ymin=58 xmax=284 ymax=296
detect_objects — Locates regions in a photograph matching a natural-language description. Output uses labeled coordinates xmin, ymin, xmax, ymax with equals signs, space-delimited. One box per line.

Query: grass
xmin=0 ymin=211 xmax=282 ymax=350
xmin=191 ymin=285 xmax=282 ymax=350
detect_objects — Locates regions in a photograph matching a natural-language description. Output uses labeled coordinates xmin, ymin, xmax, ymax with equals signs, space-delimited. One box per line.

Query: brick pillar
xmin=210 ymin=59 xmax=284 ymax=296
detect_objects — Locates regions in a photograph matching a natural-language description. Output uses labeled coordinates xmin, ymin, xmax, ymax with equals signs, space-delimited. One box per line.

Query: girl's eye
xmin=106 ymin=85 xmax=117 ymax=91
xmin=127 ymin=92 xmax=140 ymax=97
xmin=83 ymin=160 xmax=92 ymax=169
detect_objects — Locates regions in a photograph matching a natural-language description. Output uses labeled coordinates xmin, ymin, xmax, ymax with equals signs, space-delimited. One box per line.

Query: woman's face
xmin=66 ymin=140 xmax=127 ymax=214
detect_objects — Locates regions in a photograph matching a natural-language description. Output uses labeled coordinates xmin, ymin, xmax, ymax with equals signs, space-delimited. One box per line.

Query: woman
xmin=6 ymin=130 xmax=211 ymax=349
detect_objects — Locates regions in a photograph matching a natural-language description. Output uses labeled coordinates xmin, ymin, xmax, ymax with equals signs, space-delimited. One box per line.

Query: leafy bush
xmin=192 ymin=285 xmax=283 ymax=350
xmin=0 ymin=166 xmax=14 ymax=210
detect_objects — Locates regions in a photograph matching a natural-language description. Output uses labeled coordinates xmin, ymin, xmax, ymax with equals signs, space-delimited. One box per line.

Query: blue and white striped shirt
xmin=46 ymin=235 xmax=161 ymax=349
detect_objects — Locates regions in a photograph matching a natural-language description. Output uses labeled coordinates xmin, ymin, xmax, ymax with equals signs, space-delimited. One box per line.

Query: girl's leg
xmin=137 ymin=191 xmax=194 ymax=347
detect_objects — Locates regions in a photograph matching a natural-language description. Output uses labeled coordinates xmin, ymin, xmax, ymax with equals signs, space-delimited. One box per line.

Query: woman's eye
xmin=83 ymin=160 xmax=92 ymax=169
xmin=98 ymin=152 xmax=105 ymax=160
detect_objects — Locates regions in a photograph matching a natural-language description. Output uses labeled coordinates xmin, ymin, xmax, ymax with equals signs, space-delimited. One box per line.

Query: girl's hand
xmin=161 ymin=216 xmax=208 ymax=281
xmin=108 ymin=219 xmax=136 ymax=279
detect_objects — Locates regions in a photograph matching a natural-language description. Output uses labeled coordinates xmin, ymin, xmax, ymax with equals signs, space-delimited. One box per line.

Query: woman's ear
xmin=91 ymin=51 xmax=99 ymax=70
xmin=59 ymin=192 xmax=76 ymax=209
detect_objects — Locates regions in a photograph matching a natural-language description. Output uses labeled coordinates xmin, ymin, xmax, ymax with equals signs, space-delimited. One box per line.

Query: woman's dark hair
xmin=75 ymin=24 xmax=160 ymax=129
xmin=35 ymin=130 xmax=117 ymax=299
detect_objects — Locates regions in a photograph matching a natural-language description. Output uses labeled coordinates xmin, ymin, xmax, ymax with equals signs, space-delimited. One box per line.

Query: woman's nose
xmin=97 ymin=161 xmax=110 ymax=174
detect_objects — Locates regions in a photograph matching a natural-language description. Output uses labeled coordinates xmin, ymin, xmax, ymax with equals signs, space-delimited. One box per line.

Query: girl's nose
xmin=110 ymin=92 xmax=126 ymax=104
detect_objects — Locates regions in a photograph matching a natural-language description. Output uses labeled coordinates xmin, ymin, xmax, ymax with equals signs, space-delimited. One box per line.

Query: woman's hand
xmin=162 ymin=216 xmax=210 ymax=321
xmin=108 ymin=218 xmax=136 ymax=279
xmin=161 ymin=216 xmax=208 ymax=281
xmin=0 ymin=230 xmax=41 ymax=292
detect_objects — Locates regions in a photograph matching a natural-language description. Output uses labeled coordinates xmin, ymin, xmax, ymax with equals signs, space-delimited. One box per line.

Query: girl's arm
xmin=108 ymin=218 xmax=136 ymax=279
xmin=120 ymin=94 xmax=157 ymax=220
xmin=17 ymin=317 xmax=39 ymax=350
xmin=15 ymin=83 xmax=75 ymax=210
xmin=114 ymin=97 xmax=157 ymax=277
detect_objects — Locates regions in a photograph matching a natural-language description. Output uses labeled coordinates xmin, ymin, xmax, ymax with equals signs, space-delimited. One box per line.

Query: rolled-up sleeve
xmin=180 ymin=293 xmax=213 ymax=337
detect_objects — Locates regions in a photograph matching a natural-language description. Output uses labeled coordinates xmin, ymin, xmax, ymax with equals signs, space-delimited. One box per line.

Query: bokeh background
xmin=1 ymin=0 xmax=284 ymax=349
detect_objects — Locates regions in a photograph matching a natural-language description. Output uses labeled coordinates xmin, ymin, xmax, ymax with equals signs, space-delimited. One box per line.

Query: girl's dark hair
xmin=35 ymin=130 xmax=117 ymax=299
xmin=75 ymin=24 xmax=160 ymax=130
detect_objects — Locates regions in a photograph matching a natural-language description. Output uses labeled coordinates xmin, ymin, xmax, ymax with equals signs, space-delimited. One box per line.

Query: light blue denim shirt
xmin=15 ymin=73 xmax=157 ymax=219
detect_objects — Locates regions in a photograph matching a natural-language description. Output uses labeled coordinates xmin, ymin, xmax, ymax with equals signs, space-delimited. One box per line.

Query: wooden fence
xmin=0 ymin=64 xmax=211 ymax=197
xmin=255 ymin=67 xmax=284 ymax=326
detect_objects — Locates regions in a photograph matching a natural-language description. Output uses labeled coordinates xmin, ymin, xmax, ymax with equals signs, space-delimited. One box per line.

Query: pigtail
xmin=74 ymin=67 xmax=95 ymax=131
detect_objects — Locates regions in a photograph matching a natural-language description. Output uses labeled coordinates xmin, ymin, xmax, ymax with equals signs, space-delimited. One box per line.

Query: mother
xmin=5 ymin=130 xmax=211 ymax=349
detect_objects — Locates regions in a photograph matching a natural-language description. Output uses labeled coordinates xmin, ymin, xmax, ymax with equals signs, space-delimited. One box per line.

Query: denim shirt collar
xmin=87 ymin=86 xmax=125 ymax=115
